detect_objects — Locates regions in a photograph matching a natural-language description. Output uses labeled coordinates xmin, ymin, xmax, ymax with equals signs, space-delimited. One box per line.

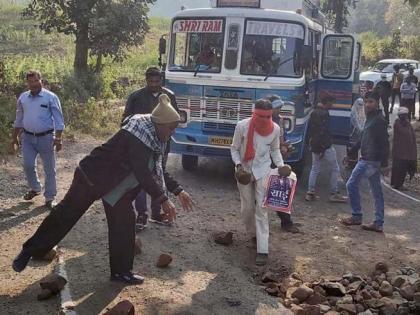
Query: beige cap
xmin=151 ymin=94 xmax=181 ymax=124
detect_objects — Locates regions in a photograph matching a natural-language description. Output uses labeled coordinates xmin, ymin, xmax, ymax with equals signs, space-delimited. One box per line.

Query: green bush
xmin=0 ymin=95 xmax=17 ymax=155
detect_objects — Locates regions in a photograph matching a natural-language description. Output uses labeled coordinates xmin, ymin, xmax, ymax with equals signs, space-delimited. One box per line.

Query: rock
xmin=104 ymin=300 xmax=135 ymax=315
xmin=358 ymin=310 xmax=374 ymax=315
xmin=337 ymin=295 xmax=353 ymax=305
xmin=386 ymin=272 xmax=397 ymax=282
xmin=341 ymin=279 xmax=350 ymax=287
xmin=322 ymin=282 xmax=346 ymax=297
xmin=37 ymin=288 xmax=54 ymax=301
xmin=291 ymin=285 xmax=314 ymax=303
xmin=379 ymin=281 xmax=393 ymax=297
xmin=214 ymin=231 xmax=233 ymax=245
xmin=134 ymin=238 xmax=142 ymax=255
xmin=354 ymin=294 xmax=364 ymax=304
xmin=400 ymin=284 xmax=415 ymax=301
xmin=392 ymin=276 xmax=408 ymax=288
xmin=413 ymin=292 xmax=420 ymax=304
xmin=39 ymin=274 xmax=67 ymax=294
xmin=291 ymin=272 xmax=303 ymax=281
xmin=301 ymin=304 xmax=321 ymax=315
xmin=265 ymin=283 xmax=280 ymax=297
xmin=306 ymin=292 xmax=327 ymax=305
xmin=336 ymin=303 xmax=357 ymax=314
xmin=413 ymin=280 xmax=420 ymax=292
xmin=371 ymin=290 xmax=382 ymax=299
xmin=284 ymin=299 xmax=294 ymax=307
xmin=327 ymin=296 xmax=340 ymax=306
xmin=360 ymin=289 xmax=372 ymax=300
xmin=313 ymin=285 xmax=327 ymax=297
xmin=291 ymin=304 xmax=304 ymax=315
xmin=348 ymin=281 xmax=364 ymax=294
xmin=379 ymin=304 xmax=397 ymax=315
xmin=324 ymin=312 xmax=340 ymax=315
xmin=396 ymin=306 xmax=410 ymax=314
xmin=364 ymin=298 xmax=385 ymax=309
xmin=355 ymin=303 xmax=365 ymax=313
xmin=156 ymin=253 xmax=173 ymax=268
xmin=375 ymin=262 xmax=389 ymax=274
xmin=262 ymin=271 xmax=278 ymax=283
xmin=319 ymin=304 xmax=331 ymax=313
xmin=372 ymin=281 xmax=380 ymax=290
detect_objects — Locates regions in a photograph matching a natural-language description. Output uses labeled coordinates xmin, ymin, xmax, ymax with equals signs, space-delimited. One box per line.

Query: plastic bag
xmin=262 ymin=169 xmax=297 ymax=214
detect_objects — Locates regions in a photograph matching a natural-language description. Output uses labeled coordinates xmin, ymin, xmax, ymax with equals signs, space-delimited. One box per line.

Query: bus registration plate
xmin=209 ymin=137 xmax=233 ymax=146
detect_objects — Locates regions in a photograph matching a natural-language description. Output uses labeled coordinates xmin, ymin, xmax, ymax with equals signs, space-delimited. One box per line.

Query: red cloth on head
xmin=244 ymin=109 xmax=274 ymax=162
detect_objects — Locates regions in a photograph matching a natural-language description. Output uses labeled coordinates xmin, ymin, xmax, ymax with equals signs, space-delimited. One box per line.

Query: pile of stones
xmin=262 ymin=262 xmax=420 ymax=314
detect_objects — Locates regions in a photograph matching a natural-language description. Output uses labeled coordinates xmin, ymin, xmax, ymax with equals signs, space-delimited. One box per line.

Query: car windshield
xmin=372 ymin=62 xmax=419 ymax=73
xmin=240 ymin=20 xmax=305 ymax=78
xmin=169 ymin=19 xmax=224 ymax=73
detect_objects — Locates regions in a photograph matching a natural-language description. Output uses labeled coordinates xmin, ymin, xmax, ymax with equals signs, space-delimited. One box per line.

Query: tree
xmin=385 ymin=0 xmax=420 ymax=36
xmin=405 ymin=0 xmax=419 ymax=6
xmin=348 ymin=0 xmax=390 ymax=36
xmin=23 ymin=0 xmax=155 ymax=76
xmin=321 ymin=0 xmax=358 ymax=33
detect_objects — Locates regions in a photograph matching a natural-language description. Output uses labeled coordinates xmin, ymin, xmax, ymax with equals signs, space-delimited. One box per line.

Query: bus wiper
xmin=264 ymin=56 xmax=296 ymax=81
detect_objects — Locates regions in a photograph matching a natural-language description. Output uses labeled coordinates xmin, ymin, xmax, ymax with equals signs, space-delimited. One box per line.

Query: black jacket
xmin=79 ymin=129 xmax=182 ymax=202
xmin=349 ymin=110 xmax=389 ymax=167
xmin=375 ymin=80 xmax=392 ymax=99
xmin=307 ymin=106 xmax=332 ymax=154
xmin=122 ymin=87 xmax=178 ymax=121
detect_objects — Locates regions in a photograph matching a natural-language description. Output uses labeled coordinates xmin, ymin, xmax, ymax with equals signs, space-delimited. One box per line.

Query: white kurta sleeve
xmin=270 ymin=127 xmax=284 ymax=167
xmin=231 ymin=122 xmax=244 ymax=166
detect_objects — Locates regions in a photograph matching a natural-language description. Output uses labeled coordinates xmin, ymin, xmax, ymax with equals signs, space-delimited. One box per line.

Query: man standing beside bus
xmin=231 ymin=98 xmax=291 ymax=266
xmin=122 ymin=67 xmax=178 ymax=230
xmin=11 ymin=70 xmax=64 ymax=209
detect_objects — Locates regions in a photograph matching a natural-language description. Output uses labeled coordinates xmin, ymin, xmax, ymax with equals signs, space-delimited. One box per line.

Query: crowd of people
xmin=8 ymin=66 xmax=418 ymax=284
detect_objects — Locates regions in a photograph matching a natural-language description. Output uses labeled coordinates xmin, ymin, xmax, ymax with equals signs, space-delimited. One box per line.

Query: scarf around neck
xmin=244 ymin=109 xmax=274 ymax=162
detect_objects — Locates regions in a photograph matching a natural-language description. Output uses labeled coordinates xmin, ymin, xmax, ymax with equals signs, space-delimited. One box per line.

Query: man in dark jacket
xmin=123 ymin=67 xmax=179 ymax=230
xmin=12 ymin=94 xmax=193 ymax=284
xmin=375 ymin=73 xmax=392 ymax=126
xmin=341 ymin=91 xmax=389 ymax=233
xmin=306 ymin=91 xmax=347 ymax=203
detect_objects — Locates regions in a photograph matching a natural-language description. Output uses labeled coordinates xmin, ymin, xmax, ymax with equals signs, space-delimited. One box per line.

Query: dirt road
xmin=1 ymin=133 xmax=419 ymax=314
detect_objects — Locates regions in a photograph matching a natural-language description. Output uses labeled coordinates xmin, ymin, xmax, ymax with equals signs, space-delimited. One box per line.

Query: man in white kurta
xmin=231 ymin=99 xmax=285 ymax=266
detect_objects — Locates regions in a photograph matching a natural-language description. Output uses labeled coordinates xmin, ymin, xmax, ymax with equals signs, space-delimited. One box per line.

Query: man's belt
xmin=23 ymin=129 xmax=54 ymax=137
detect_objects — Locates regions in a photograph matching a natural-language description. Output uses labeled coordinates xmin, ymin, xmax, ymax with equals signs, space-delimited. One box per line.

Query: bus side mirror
xmin=301 ymin=46 xmax=312 ymax=69
xmin=159 ymin=37 xmax=167 ymax=55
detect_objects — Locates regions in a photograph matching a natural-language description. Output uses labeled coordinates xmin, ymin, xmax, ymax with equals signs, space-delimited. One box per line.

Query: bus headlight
xmin=283 ymin=118 xmax=292 ymax=131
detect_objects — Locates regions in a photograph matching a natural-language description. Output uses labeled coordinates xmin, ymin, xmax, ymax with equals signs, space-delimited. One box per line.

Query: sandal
xmin=23 ymin=190 xmax=40 ymax=201
xmin=340 ymin=217 xmax=362 ymax=226
xmin=149 ymin=214 xmax=172 ymax=226
xmin=361 ymin=223 xmax=383 ymax=233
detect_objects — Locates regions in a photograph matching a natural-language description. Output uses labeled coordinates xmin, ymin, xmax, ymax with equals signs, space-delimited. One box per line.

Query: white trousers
xmin=237 ymin=178 xmax=269 ymax=254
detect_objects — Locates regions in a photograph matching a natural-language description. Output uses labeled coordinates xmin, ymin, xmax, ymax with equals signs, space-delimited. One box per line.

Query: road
xmin=0 ymin=101 xmax=419 ymax=314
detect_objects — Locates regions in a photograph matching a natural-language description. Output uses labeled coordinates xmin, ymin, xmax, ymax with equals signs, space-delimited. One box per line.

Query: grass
xmin=0 ymin=2 xmax=170 ymax=155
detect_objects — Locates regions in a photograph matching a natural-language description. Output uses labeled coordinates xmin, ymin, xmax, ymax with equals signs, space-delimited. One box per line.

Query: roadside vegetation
xmin=0 ymin=0 xmax=169 ymax=155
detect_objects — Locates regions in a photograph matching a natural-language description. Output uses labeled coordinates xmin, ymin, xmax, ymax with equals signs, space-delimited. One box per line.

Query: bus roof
xmin=172 ymin=7 xmax=324 ymax=31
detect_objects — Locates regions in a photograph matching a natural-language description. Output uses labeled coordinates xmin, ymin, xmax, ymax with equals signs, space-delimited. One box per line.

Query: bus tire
xmin=182 ymin=155 xmax=198 ymax=171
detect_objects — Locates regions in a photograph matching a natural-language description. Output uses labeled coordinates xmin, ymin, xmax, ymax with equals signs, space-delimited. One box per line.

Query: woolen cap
xmin=151 ymin=94 xmax=181 ymax=124
xmin=398 ymin=107 xmax=409 ymax=115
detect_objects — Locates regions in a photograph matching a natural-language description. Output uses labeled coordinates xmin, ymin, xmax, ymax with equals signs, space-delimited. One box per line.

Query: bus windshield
xmin=241 ymin=20 xmax=305 ymax=78
xmin=169 ymin=18 xmax=225 ymax=73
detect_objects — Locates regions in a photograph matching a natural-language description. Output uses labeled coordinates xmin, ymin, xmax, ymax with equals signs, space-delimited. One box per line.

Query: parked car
xmin=360 ymin=59 xmax=420 ymax=94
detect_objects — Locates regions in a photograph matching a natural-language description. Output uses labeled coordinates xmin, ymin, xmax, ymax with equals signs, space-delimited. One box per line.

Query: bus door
xmin=318 ymin=34 xmax=357 ymax=145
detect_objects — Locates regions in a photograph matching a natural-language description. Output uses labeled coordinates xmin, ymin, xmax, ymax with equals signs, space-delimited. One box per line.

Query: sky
xmin=149 ymin=0 xmax=210 ymax=17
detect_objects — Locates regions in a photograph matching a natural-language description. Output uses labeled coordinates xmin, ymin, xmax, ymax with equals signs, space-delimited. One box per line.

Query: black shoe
xmin=110 ymin=271 xmax=145 ymax=285
xmin=23 ymin=190 xmax=40 ymax=201
xmin=44 ymin=200 xmax=56 ymax=210
xmin=12 ymin=250 xmax=32 ymax=272
xmin=135 ymin=215 xmax=148 ymax=232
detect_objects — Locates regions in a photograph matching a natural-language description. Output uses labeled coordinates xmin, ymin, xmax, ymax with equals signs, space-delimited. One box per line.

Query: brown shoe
xmin=305 ymin=192 xmax=319 ymax=202
xmin=256 ymin=253 xmax=268 ymax=266
xmin=329 ymin=193 xmax=348 ymax=203
xmin=281 ymin=224 xmax=301 ymax=234
xmin=23 ymin=190 xmax=40 ymax=201
xmin=361 ymin=223 xmax=383 ymax=233
xmin=340 ymin=217 xmax=362 ymax=226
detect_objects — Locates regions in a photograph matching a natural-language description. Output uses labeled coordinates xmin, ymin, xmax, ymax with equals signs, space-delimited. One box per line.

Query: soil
xmin=1 ymin=133 xmax=420 ymax=315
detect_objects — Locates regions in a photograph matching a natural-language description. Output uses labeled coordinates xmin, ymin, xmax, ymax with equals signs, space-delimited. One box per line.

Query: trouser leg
xmin=37 ymin=134 xmax=57 ymax=201
xmin=134 ymin=190 xmax=147 ymax=219
xmin=307 ymin=152 xmax=322 ymax=193
xmin=368 ymin=169 xmax=385 ymax=227
xmin=277 ymin=211 xmax=293 ymax=227
xmin=346 ymin=161 xmax=368 ymax=220
xmin=324 ymin=147 xmax=340 ymax=194
xmin=22 ymin=168 xmax=97 ymax=257
xmin=382 ymin=98 xmax=390 ymax=125
xmin=255 ymin=178 xmax=269 ymax=254
xmin=103 ymin=191 xmax=136 ymax=274
xmin=391 ymin=159 xmax=406 ymax=188
xmin=21 ymin=134 xmax=42 ymax=193
xmin=237 ymin=180 xmax=256 ymax=236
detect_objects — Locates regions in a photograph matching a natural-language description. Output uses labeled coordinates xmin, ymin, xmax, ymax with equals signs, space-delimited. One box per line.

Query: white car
xmin=360 ymin=59 xmax=420 ymax=92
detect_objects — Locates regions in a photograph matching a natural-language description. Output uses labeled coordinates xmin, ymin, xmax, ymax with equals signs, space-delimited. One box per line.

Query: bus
xmin=159 ymin=0 xmax=361 ymax=175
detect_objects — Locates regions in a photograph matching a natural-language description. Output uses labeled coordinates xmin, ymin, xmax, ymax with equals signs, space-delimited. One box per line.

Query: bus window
xmin=321 ymin=35 xmax=354 ymax=79
xmin=225 ymin=24 xmax=240 ymax=70
xmin=240 ymin=19 xmax=305 ymax=78
xmin=169 ymin=18 xmax=225 ymax=73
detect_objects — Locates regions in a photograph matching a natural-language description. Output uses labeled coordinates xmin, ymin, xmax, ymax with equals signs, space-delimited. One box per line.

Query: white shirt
xmin=231 ymin=118 xmax=284 ymax=180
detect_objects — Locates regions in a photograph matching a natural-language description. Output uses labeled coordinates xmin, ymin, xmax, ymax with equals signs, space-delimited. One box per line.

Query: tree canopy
xmin=321 ymin=0 xmax=358 ymax=33
xmin=23 ymin=0 xmax=156 ymax=76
